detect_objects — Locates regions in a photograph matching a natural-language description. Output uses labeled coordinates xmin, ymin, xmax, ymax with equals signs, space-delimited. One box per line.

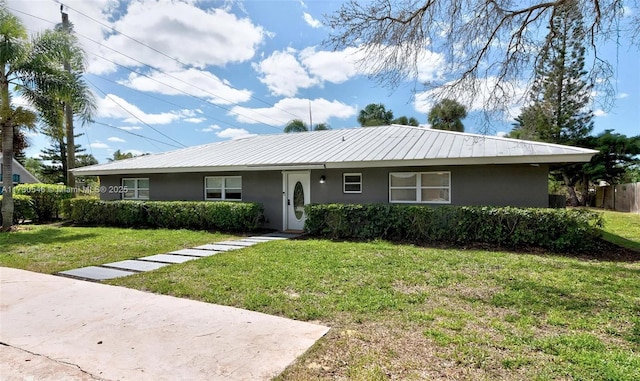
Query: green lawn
xmin=109 ymin=239 xmax=640 ymax=380
xmin=1 ymin=222 xmax=639 ymax=380
xmin=0 ymin=225 xmax=235 ymax=273
xmin=599 ymin=210 xmax=640 ymax=251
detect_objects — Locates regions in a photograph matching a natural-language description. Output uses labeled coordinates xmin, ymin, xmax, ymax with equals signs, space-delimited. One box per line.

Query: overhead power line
xmin=53 ymin=0 xmax=303 ymax=121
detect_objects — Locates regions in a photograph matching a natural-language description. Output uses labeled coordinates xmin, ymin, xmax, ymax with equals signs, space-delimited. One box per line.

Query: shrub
xmin=0 ymin=194 xmax=35 ymax=224
xmin=14 ymin=184 xmax=72 ymax=222
xmin=62 ymin=199 xmax=263 ymax=232
xmin=305 ymin=204 xmax=604 ymax=253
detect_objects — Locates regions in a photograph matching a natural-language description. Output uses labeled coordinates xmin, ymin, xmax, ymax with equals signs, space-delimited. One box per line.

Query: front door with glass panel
xmin=285 ymin=172 xmax=310 ymax=231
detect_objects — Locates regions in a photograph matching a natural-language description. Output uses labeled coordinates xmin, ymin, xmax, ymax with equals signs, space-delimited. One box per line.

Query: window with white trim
xmin=389 ymin=172 xmax=450 ymax=203
xmin=205 ymin=176 xmax=242 ymax=200
xmin=122 ymin=178 xmax=149 ymax=200
xmin=343 ymin=173 xmax=362 ymax=193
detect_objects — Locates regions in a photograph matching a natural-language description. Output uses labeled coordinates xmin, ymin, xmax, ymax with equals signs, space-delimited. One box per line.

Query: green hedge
xmin=14 ymin=184 xmax=72 ymax=222
xmin=62 ymin=199 xmax=264 ymax=232
xmin=305 ymin=204 xmax=604 ymax=252
xmin=0 ymin=194 xmax=36 ymax=224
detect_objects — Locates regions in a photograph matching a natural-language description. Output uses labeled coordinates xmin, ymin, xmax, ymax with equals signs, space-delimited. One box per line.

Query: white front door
xmin=284 ymin=171 xmax=310 ymax=231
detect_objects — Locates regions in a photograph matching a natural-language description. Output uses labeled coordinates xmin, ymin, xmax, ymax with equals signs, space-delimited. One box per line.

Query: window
xmin=205 ymin=176 xmax=242 ymax=200
xmin=122 ymin=178 xmax=149 ymax=200
xmin=389 ymin=172 xmax=450 ymax=203
xmin=343 ymin=173 xmax=362 ymax=193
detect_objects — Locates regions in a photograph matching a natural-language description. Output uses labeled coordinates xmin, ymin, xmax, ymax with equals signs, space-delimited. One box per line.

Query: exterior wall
xmin=0 ymin=159 xmax=40 ymax=187
xmin=99 ymin=171 xmax=284 ymax=229
xmin=310 ymin=164 xmax=549 ymax=207
xmin=99 ymin=164 xmax=550 ymax=230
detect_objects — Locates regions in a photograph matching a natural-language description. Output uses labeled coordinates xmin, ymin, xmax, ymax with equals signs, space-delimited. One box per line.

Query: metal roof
xmin=72 ymin=125 xmax=598 ymax=175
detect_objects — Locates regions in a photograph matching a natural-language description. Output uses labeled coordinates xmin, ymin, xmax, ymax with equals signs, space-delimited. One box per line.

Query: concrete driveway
xmin=0 ymin=267 xmax=329 ymax=380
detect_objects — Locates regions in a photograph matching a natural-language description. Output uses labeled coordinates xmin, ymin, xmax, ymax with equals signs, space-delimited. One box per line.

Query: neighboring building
xmin=73 ymin=125 xmax=598 ymax=231
xmin=0 ymin=153 xmax=41 ymax=191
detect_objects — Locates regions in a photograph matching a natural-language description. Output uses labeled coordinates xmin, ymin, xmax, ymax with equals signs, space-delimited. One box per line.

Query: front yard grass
xmin=0 ymin=225 xmax=236 ymax=273
xmin=109 ymin=239 xmax=640 ymax=380
xmin=599 ymin=210 xmax=640 ymax=251
xmin=1 ymin=221 xmax=638 ymax=380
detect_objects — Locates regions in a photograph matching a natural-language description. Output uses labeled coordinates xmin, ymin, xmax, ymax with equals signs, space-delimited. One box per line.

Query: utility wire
xmin=13 ymin=6 xmax=290 ymax=131
xmin=53 ymin=0 xmax=303 ymax=121
xmin=85 ymin=77 xmax=187 ymax=147
xmin=91 ymin=120 xmax=182 ymax=149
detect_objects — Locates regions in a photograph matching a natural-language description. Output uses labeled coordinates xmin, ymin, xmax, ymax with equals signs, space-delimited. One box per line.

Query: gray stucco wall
xmin=98 ymin=164 xmax=549 ymax=230
xmin=310 ymin=165 xmax=549 ymax=207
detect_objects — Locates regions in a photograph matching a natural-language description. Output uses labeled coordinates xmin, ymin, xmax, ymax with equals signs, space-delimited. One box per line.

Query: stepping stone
xmin=58 ymin=266 xmax=136 ymax=281
xmin=246 ymin=236 xmax=287 ymax=241
xmin=240 ymin=238 xmax=272 ymax=243
xmin=168 ymin=248 xmax=221 ymax=257
xmin=138 ymin=254 xmax=197 ymax=264
xmin=193 ymin=244 xmax=242 ymax=251
xmin=214 ymin=240 xmax=258 ymax=247
xmin=263 ymin=232 xmax=301 ymax=239
xmin=102 ymin=260 xmax=169 ymax=272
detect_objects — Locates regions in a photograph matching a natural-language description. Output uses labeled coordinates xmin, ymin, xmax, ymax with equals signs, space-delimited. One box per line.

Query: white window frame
xmin=204 ymin=176 xmax=242 ymax=201
xmin=343 ymin=173 xmax=362 ymax=194
xmin=122 ymin=178 xmax=149 ymax=200
xmin=389 ymin=172 xmax=451 ymax=204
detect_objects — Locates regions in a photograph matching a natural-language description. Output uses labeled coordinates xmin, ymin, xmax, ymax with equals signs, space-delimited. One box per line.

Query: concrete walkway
xmin=57 ymin=232 xmax=299 ymax=281
xmin=1 ymin=267 xmax=329 ymax=380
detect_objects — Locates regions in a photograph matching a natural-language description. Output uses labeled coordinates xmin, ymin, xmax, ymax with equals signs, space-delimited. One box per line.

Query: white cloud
xmin=124 ymin=149 xmax=146 ymax=156
xmin=86 ymin=0 xmax=265 ymax=74
xmin=120 ymin=68 xmax=252 ymax=105
xmin=184 ymin=117 xmax=206 ymax=123
xmin=200 ymin=125 xmax=222 ymax=132
xmin=299 ymin=47 xmax=361 ymax=84
xmin=303 ymin=12 xmax=322 ymax=28
xmin=414 ymin=77 xmax=528 ymax=119
xmin=98 ymin=94 xmax=182 ymax=125
xmin=107 ymin=137 xmax=126 ymax=143
xmin=617 ymin=92 xmax=629 ymax=99
xmin=594 ymin=109 xmax=608 ymax=117
xmin=118 ymin=126 xmax=143 ymax=131
xmin=90 ymin=142 xmax=110 ymax=149
xmin=216 ymin=128 xmax=256 ymax=140
xmin=496 ymin=131 xmax=508 ymax=137
xmin=231 ymin=98 xmax=356 ymax=125
xmin=253 ymin=50 xmax=317 ymax=97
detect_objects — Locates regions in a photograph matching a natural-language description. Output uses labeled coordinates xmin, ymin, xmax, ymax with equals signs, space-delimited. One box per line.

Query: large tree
xmin=583 ymin=130 xmax=640 ymax=188
xmin=358 ymin=103 xmax=394 ymax=127
xmin=326 ymin=1 xmax=635 ymax=118
xmin=427 ymin=99 xmax=467 ymax=132
xmin=0 ymin=4 xmax=94 ymax=231
xmin=39 ymin=127 xmax=94 ymax=184
xmin=0 ymin=106 xmax=36 ymax=164
xmin=513 ymin=0 xmax=595 ymax=206
xmin=284 ymin=119 xmax=331 ymax=133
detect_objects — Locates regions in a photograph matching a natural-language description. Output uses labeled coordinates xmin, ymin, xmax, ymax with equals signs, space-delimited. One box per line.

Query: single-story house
xmin=73 ymin=125 xmax=598 ymax=231
xmin=0 ymin=153 xmax=41 ymax=191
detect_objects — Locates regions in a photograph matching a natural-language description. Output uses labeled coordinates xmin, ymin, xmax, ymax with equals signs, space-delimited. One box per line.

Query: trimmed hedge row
xmin=14 ymin=183 xmax=72 ymax=222
xmin=62 ymin=199 xmax=264 ymax=232
xmin=305 ymin=204 xmax=604 ymax=252
xmin=0 ymin=195 xmax=36 ymax=223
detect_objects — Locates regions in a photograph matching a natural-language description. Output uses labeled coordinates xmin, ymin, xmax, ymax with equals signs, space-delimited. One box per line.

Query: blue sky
xmin=9 ymin=0 xmax=640 ymax=163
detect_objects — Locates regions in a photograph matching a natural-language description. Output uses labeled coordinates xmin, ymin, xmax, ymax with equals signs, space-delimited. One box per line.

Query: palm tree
xmin=0 ymin=106 xmax=37 ymax=163
xmin=358 ymin=103 xmax=394 ymax=127
xmin=284 ymin=119 xmax=308 ymax=133
xmin=1 ymin=5 xmax=94 ymax=231
xmin=427 ymin=99 xmax=468 ymax=132
xmin=284 ymin=119 xmax=331 ymax=133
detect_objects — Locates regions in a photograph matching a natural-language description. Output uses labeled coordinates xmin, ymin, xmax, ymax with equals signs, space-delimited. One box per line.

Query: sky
xmin=7 ymin=0 xmax=640 ymax=164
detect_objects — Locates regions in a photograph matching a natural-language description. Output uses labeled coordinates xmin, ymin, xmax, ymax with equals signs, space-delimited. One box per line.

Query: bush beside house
xmin=0 ymin=195 xmax=35 ymax=224
xmin=13 ymin=184 xmax=71 ymax=222
xmin=62 ymin=199 xmax=264 ymax=232
xmin=305 ymin=204 xmax=603 ymax=253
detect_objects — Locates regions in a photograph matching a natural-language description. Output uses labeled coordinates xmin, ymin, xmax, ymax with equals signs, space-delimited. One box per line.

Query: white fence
xmin=595 ymin=182 xmax=640 ymax=214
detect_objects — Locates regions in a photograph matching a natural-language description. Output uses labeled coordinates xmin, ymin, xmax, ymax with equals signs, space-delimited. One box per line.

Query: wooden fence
xmin=595 ymin=182 xmax=640 ymax=213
